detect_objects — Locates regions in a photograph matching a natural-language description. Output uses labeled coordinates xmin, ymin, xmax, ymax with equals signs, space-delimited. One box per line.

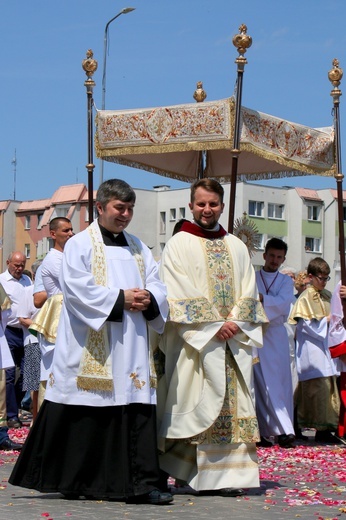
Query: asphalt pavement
xmin=0 ymin=432 xmax=345 ymax=520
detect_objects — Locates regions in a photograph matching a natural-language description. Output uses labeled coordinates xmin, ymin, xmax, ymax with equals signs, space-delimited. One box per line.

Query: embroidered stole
xmin=77 ymin=221 xmax=153 ymax=392
xmin=77 ymin=221 xmax=113 ymax=392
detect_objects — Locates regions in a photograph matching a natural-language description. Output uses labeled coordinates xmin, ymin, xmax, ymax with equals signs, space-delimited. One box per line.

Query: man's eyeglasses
xmin=314 ymin=275 xmax=330 ymax=282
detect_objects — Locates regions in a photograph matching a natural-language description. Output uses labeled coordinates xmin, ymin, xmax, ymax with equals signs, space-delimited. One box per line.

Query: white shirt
xmin=0 ymin=270 xmax=31 ymax=328
xmin=41 ymin=248 xmax=63 ymax=297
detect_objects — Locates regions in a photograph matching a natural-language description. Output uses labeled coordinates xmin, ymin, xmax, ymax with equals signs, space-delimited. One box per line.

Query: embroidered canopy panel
xmin=95 ymin=98 xmax=335 ymax=182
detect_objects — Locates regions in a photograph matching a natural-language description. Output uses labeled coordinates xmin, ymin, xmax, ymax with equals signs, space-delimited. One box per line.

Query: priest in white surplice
xmin=9 ymin=179 xmax=173 ymax=506
xmin=158 ymin=179 xmax=268 ymax=494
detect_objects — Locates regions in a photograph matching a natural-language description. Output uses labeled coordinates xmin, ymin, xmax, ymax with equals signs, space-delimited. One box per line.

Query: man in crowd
xmin=0 ymin=252 xmax=31 ymax=428
xmin=10 ymin=179 xmax=173 ymax=505
xmin=31 ymin=217 xmax=73 ymax=406
xmin=157 ymin=178 xmax=267 ymax=495
xmin=40 ymin=217 xmax=73 ymax=297
xmin=0 ymin=283 xmax=23 ymax=450
xmin=254 ymin=238 xmax=296 ymax=448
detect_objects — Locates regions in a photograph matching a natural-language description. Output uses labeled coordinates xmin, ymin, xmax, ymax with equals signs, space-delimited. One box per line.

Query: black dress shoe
xmin=127 ymin=489 xmax=174 ymax=505
xmin=315 ymin=430 xmax=342 ymax=444
xmin=7 ymin=418 xmax=22 ymax=429
xmin=0 ymin=439 xmax=23 ymax=451
xmin=277 ymin=434 xmax=295 ymax=448
xmin=219 ymin=488 xmax=245 ymax=497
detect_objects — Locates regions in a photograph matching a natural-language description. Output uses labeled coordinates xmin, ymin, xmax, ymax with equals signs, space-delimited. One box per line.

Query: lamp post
xmin=100 ymin=7 xmax=136 ymax=185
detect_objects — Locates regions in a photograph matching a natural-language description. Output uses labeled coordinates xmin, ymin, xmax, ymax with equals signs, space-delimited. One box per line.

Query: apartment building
xmin=0 ymin=180 xmax=345 ymax=289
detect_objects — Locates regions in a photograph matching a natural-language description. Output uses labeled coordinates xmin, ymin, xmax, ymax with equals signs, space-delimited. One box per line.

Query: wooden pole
xmin=228 ymin=24 xmax=252 ymax=233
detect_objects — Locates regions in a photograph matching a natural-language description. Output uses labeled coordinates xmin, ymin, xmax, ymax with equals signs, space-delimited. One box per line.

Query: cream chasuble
xmin=158 ymin=228 xmax=267 ymax=491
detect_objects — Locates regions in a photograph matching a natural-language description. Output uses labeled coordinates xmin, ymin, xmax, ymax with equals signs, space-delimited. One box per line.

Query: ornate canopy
xmin=95 ymin=97 xmax=335 ymax=182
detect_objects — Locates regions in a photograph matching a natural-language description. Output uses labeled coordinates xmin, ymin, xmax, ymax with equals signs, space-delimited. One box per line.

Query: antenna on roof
xmin=11 ymin=149 xmax=17 ymax=200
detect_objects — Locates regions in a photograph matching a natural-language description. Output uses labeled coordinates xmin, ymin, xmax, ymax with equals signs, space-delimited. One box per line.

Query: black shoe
xmin=277 ymin=434 xmax=295 ymax=448
xmin=315 ymin=430 xmax=342 ymax=444
xmin=128 ymin=489 xmax=174 ymax=505
xmin=7 ymin=418 xmax=22 ymax=429
xmin=0 ymin=439 xmax=23 ymax=451
xmin=295 ymin=430 xmax=309 ymax=441
xmin=219 ymin=488 xmax=245 ymax=497
xmin=256 ymin=436 xmax=273 ymax=447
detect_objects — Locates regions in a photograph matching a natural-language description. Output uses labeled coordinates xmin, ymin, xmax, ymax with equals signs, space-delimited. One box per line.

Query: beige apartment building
xmin=0 ymin=180 xmax=345 ymax=290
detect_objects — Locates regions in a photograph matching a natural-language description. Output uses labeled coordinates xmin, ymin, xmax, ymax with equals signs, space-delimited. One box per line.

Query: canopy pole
xmin=82 ymin=50 xmax=98 ymax=225
xmin=193 ymin=81 xmax=207 ymax=179
xmin=228 ymin=25 xmax=252 ymax=233
xmin=328 ymin=59 xmax=346 ymax=321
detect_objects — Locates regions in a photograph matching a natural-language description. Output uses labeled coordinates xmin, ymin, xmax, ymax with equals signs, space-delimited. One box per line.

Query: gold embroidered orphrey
xmin=77 ymin=221 xmax=156 ymax=392
xmin=77 ymin=221 xmax=113 ymax=392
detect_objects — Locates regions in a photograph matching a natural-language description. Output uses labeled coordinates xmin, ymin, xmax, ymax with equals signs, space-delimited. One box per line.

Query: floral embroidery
xmin=48 ymin=372 xmax=55 ymax=388
xmin=204 ymin=239 xmax=234 ymax=319
xmin=130 ymin=372 xmax=146 ymax=390
xmin=169 ymin=297 xmax=218 ymax=323
xmin=231 ymin=297 xmax=268 ymax=324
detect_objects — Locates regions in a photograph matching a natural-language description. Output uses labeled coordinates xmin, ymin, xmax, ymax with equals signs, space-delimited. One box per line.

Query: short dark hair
xmin=49 ymin=217 xmax=71 ymax=232
xmin=96 ymin=179 xmax=136 ymax=209
xmin=264 ymin=237 xmax=288 ymax=254
xmin=172 ymin=219 xmax=189 ymax=236
xmin=190 ymin=179 xmax=224 ymax=203
xmin=307 ymin=257 xmax=330 ymax=276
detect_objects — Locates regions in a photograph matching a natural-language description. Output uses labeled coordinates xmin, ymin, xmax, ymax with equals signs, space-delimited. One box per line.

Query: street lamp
xmin=100 ymin=7 xmax=136 ymax=185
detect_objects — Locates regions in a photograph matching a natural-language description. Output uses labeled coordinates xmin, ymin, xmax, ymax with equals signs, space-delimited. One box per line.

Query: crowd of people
xmin=0 ymin=177 xmax=344 ymax=506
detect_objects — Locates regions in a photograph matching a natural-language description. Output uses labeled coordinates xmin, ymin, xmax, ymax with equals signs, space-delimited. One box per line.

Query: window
xmin=307 ymin=205 xmax=321 ymax=221
xmin=55 ymin=207 xmax=69 ymax=218
xmin=268 ymin=203 xmax=284 ymax=219
xmin=37 ymin=213 xmax=43 ymax=228
xmin=24 ymin=244 xmax=30 ymax=259
xmin=248 ymin=200 xmax=264 ymax=217
xmin=48 ymin=237 xmax=54 ymax=251
xmin=25 ymin=215 xmax=31 ymax=229
xmin=179 ymin=207 xmax=186 ymax=219
xmin=170 ymin=208 xmax=176 ymax=221
xmin=85 ymin=206 xmax=98 ymax=222
xmin=160 ymin=212 xmax=166 ymax=234
xmin=254 ymin=234 xmax=264 ymax=250
xmin=305 ymin=237 xmax=321 ymax=253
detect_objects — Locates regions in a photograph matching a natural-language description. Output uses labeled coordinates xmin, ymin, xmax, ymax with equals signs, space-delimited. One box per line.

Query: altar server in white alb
xmin=9 ymin=179 xmax=173 ymax=505
xmin=158 ymin=178 xmax=268 ymax=495
xmin=254 ymin=238 xmax=296 ymax=448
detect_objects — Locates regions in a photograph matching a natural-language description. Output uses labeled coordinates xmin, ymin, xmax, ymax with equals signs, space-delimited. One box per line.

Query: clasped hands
xmin=124 ymin=288 xmax=151 ymax=312
xmin=216 ymin=321 xmax=239 ymax=341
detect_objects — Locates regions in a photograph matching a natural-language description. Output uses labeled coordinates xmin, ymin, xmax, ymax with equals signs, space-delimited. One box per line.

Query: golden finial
xmin=328 ymin=58 xmax=343 ymax=89
xmin=82 ymin=49 xmax=98 ymax=80
xmin=193 ymin=81 xmax=207 ymax=102
xmin=232 ymin=24 xmax=252 ymax=63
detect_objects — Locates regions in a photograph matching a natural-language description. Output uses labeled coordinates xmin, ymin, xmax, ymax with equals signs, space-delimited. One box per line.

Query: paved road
xmin=0 ymin=436 xmax=345 ymax=520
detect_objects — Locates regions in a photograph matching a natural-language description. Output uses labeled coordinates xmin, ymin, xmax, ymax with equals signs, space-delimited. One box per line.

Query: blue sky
xmin=1 ymin=0 xmax=346 ymax=201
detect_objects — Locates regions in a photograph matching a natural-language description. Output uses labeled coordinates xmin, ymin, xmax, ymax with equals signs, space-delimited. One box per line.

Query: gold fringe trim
xmin=76 ymin=376 xmax=114 ymax=392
